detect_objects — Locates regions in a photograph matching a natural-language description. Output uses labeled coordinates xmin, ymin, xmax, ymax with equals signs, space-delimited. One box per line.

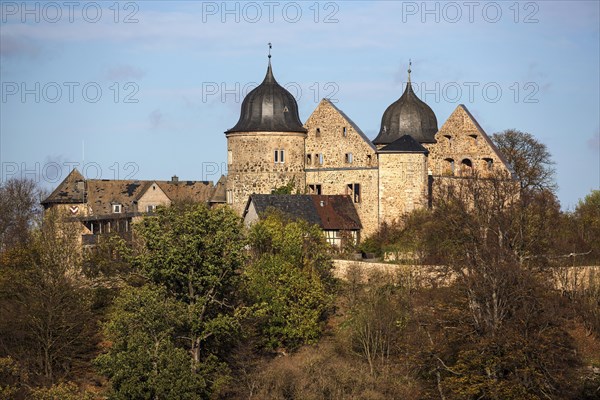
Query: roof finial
xmin=408 ymin=59 xmax=412 ymax=84
xmin=268 ymin=42 xmax=272 ymax=59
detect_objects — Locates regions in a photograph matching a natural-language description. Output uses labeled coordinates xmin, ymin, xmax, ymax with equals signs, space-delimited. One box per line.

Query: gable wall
xmin=137 ymin=183 xmax=171 ymax=212
xmin=425 ymin=105 xmax=510 ymax=177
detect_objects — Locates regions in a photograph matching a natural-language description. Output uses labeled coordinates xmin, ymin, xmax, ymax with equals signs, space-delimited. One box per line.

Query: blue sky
xmin=1 ymin=1 xmax=598 ymax=210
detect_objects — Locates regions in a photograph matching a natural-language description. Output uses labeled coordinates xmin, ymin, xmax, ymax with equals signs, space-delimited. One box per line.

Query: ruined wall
xmin=226 ymin=131 xmax=306 ymax=215
xmin=425 ymin=104 xmax=511 ymax=177
xmin=304 ymin=99 xmax=380 ymax=237
xmin=378 ymin=152 xmax=428 ymax=224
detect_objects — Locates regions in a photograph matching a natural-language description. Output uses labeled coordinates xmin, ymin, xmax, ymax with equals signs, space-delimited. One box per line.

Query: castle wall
xmin=303 ymin=99 xmax=380 ymax=237
xmin=378 ymin=152 xmax=428 ymax=224
xmin=305 ymin=168 xmax=379 ymax=237
xmin=226 ymin=131 xmax=306 ymax=215
xmin=425 ymin=105 xmax=511 ymax=177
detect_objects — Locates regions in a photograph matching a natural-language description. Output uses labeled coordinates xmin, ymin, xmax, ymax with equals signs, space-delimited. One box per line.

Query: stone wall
xmin=378 ymin=152 xmax=428 ymax=224
xmin=425 ymin=104 xmax=511 ymax=178
xmin=333 ymin=259 xmax=600 ymax=291
xmin=304 ymin=99 xmax=380 ymax=237
xmin=226 ymin=131 xmax=306 ymax=215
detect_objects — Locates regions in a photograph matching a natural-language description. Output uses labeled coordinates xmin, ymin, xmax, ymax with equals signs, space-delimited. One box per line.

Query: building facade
xmin=44 ymin=56 xmax=513 ymax=243
xmin=226 ymin=58 xmax=513 ymax=238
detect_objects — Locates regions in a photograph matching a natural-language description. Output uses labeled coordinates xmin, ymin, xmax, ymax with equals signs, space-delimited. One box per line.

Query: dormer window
xmin=112 ymin=204 xmax=122 ymax=214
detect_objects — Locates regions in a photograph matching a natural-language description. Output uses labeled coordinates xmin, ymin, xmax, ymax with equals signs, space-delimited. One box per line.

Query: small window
xmin=483 ymin=158 xmax=493 ymax=170
xmin=227 ymin=150 xmax=233 ymax=165
xmin=316 ymin=128 xmax=321 ymax=137
xmin=308 ymin=184 xmax=322 ymax=195
xmin=461 ymin=159 xmax=473 ymax=176
xmin=469 ymin=134 xmax=478 ymax=143
xmin=306 ymin=154 xmax=312 ymax=165
xmin=342 ymin=127 xmax=347 ymax=137
xmin=274 ymin=150 xmax=278 ymax=163
xmin=146 ymin=205 xmax=156 ymax=212
xmin=444 ymin=135 xmax=452 ymax=147
xmin=274 ymin=149 xmax=285 ymax=164
xmin=444 ymin=158 xmax=455 ymax=175
xmin=317 ymin=153 xmax=324 ymax=165
xmin=345 ymin=153 xmax=353 ymax=164
xmin=346 ymin=183 xmax=361 ymax=203
xmin=367 ymin=154 xmax=372 ymax=165
xmin=112 ymin=204 xmax=122 ymax=214
xmin=226 ymin=190 xmax=233 ymax=204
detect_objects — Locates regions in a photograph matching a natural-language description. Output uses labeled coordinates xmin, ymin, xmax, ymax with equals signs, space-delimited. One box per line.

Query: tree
xmin=492 ymin=129 xmax=556 ymax=194
xmin=0 ymin=177 xmax=40 ymax=251
xmin=0 ymin=209 xmax=95 ymax=386
xmin=244 ymin=211 xmax=334 ymax=352
xmin=403 ymin=173 xmax=580 ymax=398
xmin=575 ymin=190 xmax=600 ymax=257
xmin=127 ymin=203 xmax=246 ymax=389
xmin=95 ymin=284 xmax=206 ymax=400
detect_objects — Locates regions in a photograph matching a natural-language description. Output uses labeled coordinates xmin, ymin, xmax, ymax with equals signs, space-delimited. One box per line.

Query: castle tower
xmin=373 ymin=62 xmax=438 ymax=148
xmin=225 ymin=51 xmax=307 ymax=214
xmin=375 ymin=63 xmax=436 ymax=223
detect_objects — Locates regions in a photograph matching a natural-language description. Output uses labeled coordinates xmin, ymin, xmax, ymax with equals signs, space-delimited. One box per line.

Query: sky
xmin=1 ymin=0 xmax=599 ymax=210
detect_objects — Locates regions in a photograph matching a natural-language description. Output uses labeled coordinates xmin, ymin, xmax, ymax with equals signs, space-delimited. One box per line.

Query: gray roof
xmin=245 ymin=194 xmax=361 ymax=230
xmin=225 ymin=61 xmax=307 ymax=134
xmin=378 ymin=134 xmax=429 ymax=154
xmin=373 ymin=82 xmax=438 ymax=145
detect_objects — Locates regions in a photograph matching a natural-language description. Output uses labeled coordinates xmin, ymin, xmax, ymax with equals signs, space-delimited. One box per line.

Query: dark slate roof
xmin=246 ymin=194 xmax=361 ymax=230
xmin=41 ymin=168 xmax=86 ymax=205
xmin=225 ymin=60 xmax=307 ymax=134
xmin=325 ymin=99 xmax=377 ymax=151
xmin=378 ymin=134 xmax=429 ymax=154
xmin=373 ymin=82 xmax=438 ymax=145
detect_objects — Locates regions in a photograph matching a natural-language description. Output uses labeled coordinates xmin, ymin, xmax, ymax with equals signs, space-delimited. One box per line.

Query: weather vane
xmin=268 ymin=42 xmax=272 ymax=59
xmin=408 ymin=59 xmax=412 ymax=83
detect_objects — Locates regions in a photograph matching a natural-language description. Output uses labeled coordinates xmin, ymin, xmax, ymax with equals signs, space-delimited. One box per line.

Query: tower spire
xmin=408 ymin=59 xmax=412 ymax=84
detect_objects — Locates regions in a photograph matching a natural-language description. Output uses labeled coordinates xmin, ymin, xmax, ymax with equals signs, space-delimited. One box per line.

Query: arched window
xmin=461 ymin=159 xmax=473 ymax=175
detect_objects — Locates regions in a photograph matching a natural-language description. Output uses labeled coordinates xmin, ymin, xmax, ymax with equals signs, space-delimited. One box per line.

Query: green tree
xmin=127 ymin=204 xmax=245 ymax=388
xmin=245 ymin=212 xmax=334 ymax=351
xmin=95 ymin=284 xmax=206 ymax=400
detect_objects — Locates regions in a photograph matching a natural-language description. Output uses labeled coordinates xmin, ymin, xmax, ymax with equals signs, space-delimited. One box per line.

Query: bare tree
xmin=492 ymin=129 xmax=556 ymax=194
xmin=0 ymin=178 xmax=41 ymax=251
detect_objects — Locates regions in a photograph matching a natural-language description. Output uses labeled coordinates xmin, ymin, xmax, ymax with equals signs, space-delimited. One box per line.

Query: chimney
xmin=171 ymin=175 xmax=179 ymax=183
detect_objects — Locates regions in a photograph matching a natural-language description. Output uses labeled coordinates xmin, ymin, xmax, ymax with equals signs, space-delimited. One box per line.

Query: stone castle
xmin=225 ymin=56 xmax=512 ymax=238
xmin=42 ymin=55 xmax=512 ymax=244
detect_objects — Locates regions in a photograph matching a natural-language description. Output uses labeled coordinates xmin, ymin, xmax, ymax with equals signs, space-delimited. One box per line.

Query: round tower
xmin=225 ymin=51 xmax=307 ymax=214
xmin=373 ymin=62 xmax=438 ymax=148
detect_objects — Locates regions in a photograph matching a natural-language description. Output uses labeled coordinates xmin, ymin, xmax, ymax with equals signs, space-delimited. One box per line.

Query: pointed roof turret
xmin=373 ymin=61 xmax=438 ymax=145
xmin=225 ymin=45 xmax=307 ymax=134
